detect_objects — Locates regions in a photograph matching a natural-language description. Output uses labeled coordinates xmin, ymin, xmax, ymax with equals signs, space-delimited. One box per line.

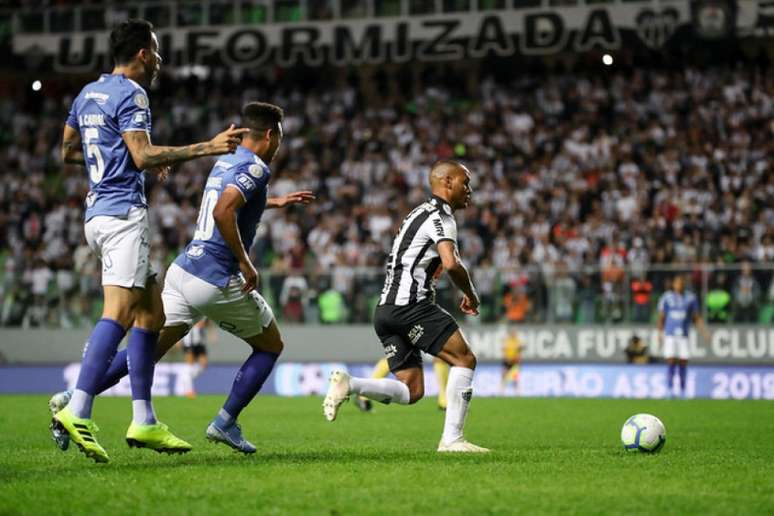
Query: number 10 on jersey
xmin=194 ymin=189 xmax=219 ymax=241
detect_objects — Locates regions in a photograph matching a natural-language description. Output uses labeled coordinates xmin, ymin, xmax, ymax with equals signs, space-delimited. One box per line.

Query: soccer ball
xmin=620 ymin=413 xmax=666 ymax=453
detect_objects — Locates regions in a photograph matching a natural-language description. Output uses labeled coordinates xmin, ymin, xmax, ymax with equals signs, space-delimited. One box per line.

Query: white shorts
xmin=84 ymin=206 xmax=155 ymax=288
xmin=162 ymin=263 xmax=274 ymax=339
xmin=663 ymin=335 xmax=690 ymax=360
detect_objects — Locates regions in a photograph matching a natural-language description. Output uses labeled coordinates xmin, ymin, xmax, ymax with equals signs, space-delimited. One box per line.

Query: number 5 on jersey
xmin=84 ymin=127 xmax=105 ymax=183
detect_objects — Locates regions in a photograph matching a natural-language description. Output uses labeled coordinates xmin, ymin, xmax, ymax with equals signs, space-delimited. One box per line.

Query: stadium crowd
xmin=1 ymin=64 xmax=773 ymax=327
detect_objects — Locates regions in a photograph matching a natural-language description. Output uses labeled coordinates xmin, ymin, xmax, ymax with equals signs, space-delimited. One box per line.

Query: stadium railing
xmin=1 ymin=263 xmax=771 ymax=328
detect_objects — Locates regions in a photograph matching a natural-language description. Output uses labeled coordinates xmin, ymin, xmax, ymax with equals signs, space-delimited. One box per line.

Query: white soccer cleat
xmin=323 ymin=370 xmax=351 ymax=422
xmin=48 ymin=390 xmax=73 ymax=451
xmin=437 ymin=438 xmax=490 ymax=453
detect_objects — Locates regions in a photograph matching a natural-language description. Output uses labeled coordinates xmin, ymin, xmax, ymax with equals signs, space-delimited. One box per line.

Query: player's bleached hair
xmin=109 ymin=19 xmax=154 ymax=65
xmin=242 ymin=102 xmax=284 ymax=133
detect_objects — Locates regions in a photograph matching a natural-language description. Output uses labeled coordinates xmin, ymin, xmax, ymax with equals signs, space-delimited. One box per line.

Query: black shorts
xmin=373 ymin=300 xmax=459 ymax=373
xmin=183 ymin=344 xmax=207 ymax=357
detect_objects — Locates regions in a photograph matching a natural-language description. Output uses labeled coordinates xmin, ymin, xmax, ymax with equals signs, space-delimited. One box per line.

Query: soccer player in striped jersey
xmin=50 ymin=19 xmax=247 ymax=462
xmin=323 ymin=160 xmax=489 ymax=453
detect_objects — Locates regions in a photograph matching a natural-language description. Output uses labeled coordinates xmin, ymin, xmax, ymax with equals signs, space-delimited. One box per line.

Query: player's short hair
xmin=242 ymin=102 xmax=284 ymax=133
xmin=109 ymin=19 xmax=154 ymax=65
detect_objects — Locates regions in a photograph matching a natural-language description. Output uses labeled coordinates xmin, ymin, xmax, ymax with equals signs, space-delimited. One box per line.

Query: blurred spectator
xmin=280 ymin=276 xmax=310 ymax=323
xmin=630 ymin=274 xmax=654 ymax=323
xmin=503 ymin=284 xmax=530 ymax=323
xmin=318 ymin=284 xmax=347 ymax=324
xmin=599 ymin=239 xmax=626 ymax=323
xmin=706 ymin=273 xmax=731 ymax=323
xmin=548 ymin=262 xmax=575 ymax=323
xmin=733 ymin=262 xmax=760 ymax=323
xmin=624 ymin=335 xmax=649 ymax=364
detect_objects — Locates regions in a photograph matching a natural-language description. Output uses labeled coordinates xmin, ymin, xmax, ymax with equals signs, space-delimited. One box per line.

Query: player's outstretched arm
xmin=62 ymin=125 xmax=85 ymax=165
xmin=212 ymin=186 xmax=258 ymax=293
xmin=266 ymin=191 xmax=316 ymax=209
xmin=438 ymin=240 xmax=480 ymax=316
xmin=122 ymin=124 xmax=250 ymax=170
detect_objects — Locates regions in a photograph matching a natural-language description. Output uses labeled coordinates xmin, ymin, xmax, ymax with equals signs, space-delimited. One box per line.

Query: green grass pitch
xmin=1 ymin=395 xmax=773 ymax=515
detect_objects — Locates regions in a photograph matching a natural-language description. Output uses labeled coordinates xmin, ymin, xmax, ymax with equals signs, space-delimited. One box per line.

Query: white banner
xmin=14 ymin=2 xmax=696 ymax=72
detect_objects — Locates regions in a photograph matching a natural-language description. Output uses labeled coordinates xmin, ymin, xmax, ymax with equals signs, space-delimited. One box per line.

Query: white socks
xmin=132 ymin=400 xmax=157 ymax=425
xmin=441 ymin=367 xmax=475 ymax=445
xmin=68 ymin=389 xmax=94 ymax=419
xmin=350 ymin=377 xmax=410 ymax=405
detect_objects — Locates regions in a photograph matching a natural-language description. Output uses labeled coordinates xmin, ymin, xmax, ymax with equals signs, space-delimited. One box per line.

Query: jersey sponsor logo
xmin=186 ymin=244 xmax=205 ymax=259
xmin=433 ymin=218 xmax=444 ymax=237
xmin=236 ymin=174 xmax=256 ymax=191
xmin=84 ymin=91 xmax=109 ymax=104
xmin=206 ymin=177 xmax=223 ymax=188
xmin=408 ymin=324 xmax=424 ymax=344
xmin=133 ymin=92 xmax=149 ymax=109
xmin=214 ymin=160 xmax=233 ymax=170
xmin=248 ymin=164 xmax=264 ymax=179
xmin=384 ymin=343 xmax=398 ymax=359
xmin=669 ymin=310 xmax=686 ymax=320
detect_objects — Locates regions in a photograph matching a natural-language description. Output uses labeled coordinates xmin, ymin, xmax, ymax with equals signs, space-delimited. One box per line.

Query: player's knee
xmin=408 ymin=384 xmax=424 ymax=404
xmin=135 ymin=311 xmax=165 ymax=333
xmin=149 ymin=312 xmax=166 ymax=333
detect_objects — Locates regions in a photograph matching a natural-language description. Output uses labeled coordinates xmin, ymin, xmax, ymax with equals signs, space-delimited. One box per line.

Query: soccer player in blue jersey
xmin=657 ymin=275 xmax=711 ymax=398
xmin=50 ymin=19 xmax=249 ymax=462
xmin=52 ymin=102 xmax=313 ymax=454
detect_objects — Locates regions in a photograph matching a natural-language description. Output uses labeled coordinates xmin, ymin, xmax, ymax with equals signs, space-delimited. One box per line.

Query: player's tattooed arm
xmin=62 ymin=125 xmax=85 ymax=165
xmin=213 ymin=186 xmax=258 ymax=293
xmin=122 ymin=125 xmax=250 ymax=169
xmin=438 ymin=240 xmax=480 ymax=315
xmin=266 ymin=191 xmax=316 ymax=209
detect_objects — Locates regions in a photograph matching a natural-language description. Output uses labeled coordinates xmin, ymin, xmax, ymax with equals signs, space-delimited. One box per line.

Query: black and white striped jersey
xmin=379 ymin=196 xmax=458 ymax=306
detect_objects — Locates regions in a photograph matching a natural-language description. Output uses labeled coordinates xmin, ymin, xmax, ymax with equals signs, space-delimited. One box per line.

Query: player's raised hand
xmin=460 ymin=293 xmax=480 ymax=316
xmin=273 ymin=191 xmax=316 ymax=208
xmin=209 ymin=124 xmax=251 ymax=155
xmin=239 ymin=259 xmax=258 ymax=293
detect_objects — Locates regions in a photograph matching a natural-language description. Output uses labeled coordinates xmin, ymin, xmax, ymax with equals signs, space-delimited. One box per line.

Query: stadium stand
xmin=1 ymin=65 xmax=772 ymax=326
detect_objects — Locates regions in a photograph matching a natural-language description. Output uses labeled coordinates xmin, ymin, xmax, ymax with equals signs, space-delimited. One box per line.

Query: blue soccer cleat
xmin=206 ymin=420 xmax=256 ymax=454
xmin=48 ymin=390 xmax=73 ymax=451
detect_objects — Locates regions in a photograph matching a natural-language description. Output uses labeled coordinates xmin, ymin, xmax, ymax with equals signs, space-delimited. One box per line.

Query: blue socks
xmin=70 ymin=318 xmax=126 ymax=418
xmin=678 ymin=363 xmax=687 ymax=391
xmin=219 ymin=351 xmax=279 ymax=425
xmin=98 ymin=348 xmax=129 ymax=394
xmin=127 ymin=328 xmax=158 ymax=424
xmin=667 ymin=363 xmax=677 ymax=392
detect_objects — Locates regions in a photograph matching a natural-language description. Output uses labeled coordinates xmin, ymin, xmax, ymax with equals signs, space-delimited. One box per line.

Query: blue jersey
xmin=658 ymin=291 xmax=699 ymax=337
xmin=66 ymin=74 xmax=152 ymax=221
xmin=174 ymin=146 xmax=270 ymax=288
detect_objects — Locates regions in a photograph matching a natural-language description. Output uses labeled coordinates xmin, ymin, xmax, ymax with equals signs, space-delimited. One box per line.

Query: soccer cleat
xmin=52 ymin=406 xmax=109 ymax=463
xmin=126 ymin=421 xmax=192 ymax=454
xmin=355 ymin=396 xmax=373 ymax=413
xmin=206 ymin=421 xmax=256 ymax=454
xmin=323 ymin=370 xmax=351 ymax=422
xmin=437 ymin=438 xmax=490 ymax=453
xmin=48 ymin=390 xmax=72 ymax=451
